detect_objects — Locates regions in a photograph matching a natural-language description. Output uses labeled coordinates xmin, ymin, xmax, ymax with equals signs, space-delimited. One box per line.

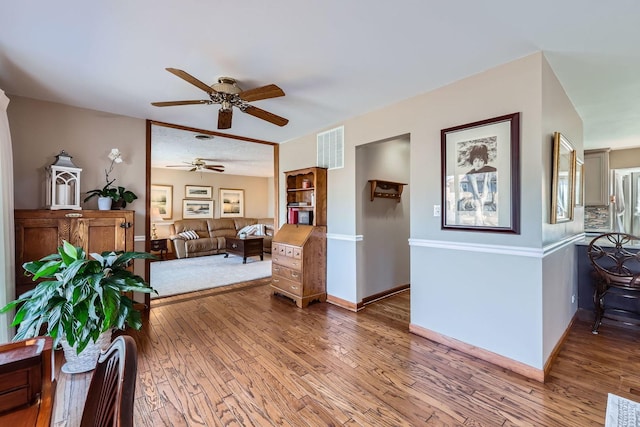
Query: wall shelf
xmin=368 ymin=179 xmax=407 ymax=202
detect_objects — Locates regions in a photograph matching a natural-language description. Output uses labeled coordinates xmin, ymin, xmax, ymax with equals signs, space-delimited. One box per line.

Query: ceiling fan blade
xmin=243 ymin=105 xmax=289 ymax=127
xmin=218 ymin=109 xmax=233 ymax=129
xmin=204 ymin=166 xmax=225 ymax=172
xmin=151 ymin=100 xmax=210 ymax=107
xmin=238 ymin=84 xmax=285 ymax=102
xmin=165 ymin=68 xmax=215 ymax=94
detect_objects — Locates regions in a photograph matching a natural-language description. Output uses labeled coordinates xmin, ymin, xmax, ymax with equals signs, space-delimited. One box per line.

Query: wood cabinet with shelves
xmin=271 ymin=224 xmax=326 ymax=308
xmin=368 ymin=179 xmax=407 ymax=202
xmin=14 ymin=210 xmax=134 ymax=296
xmin=584 ymin=149 xmax=610 ymax=206
xmin=274 ymin=166 xmax=327 ymax=307
xmin=285 ymin=167 xmax=327 ymax=226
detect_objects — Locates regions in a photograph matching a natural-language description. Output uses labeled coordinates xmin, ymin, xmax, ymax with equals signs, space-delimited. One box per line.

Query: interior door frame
xmin=144 ymin=119 xmax=279 ymax=310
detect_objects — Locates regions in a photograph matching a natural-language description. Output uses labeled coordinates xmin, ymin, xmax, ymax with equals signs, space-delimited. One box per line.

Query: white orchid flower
xmin=108 ymin=148 xmax=123 ymax=163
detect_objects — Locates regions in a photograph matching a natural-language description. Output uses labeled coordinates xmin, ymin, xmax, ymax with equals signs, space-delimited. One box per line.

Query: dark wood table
xmin=150 ymin=238 xmax=168 ymax=259
xmin=225 ymin=236 xmax=264 ymax=264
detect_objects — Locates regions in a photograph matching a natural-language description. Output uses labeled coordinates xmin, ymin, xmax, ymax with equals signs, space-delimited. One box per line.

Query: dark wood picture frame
xmin=441 ymin=112 xmax=520 ymax=233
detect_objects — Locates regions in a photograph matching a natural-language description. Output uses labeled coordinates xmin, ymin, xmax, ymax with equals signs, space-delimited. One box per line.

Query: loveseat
xmin=169 ymin=217 xmax=274 ymax=259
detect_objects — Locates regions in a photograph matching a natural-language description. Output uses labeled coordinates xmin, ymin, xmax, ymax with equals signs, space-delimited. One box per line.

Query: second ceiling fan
xmin=166 ymin=158 xmax=225 ymax=172
xmin=152 ymin=68 xmax=289 ymax=130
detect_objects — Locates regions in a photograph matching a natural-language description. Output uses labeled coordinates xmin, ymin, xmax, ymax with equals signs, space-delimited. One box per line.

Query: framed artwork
xmin=441 ymin=112 xmax=520 ymax=233
xmin=550 ymin=132 xmax=576 ymax=223
xmin=575 ymin=157 xmax=584 ymax=207
xmin=185 ymin=185 xmax=212 ymax=199
xmin=151 ymin=184 xmax=173 ymax=220
xmin=183 ymin=199 xmax=214 ymax=219
xmin=220 ymin=188 xmax=244 ymax=218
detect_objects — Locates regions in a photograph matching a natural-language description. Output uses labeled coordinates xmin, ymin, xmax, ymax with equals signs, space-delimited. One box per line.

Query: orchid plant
xmin=84 ymin=148 xmax=138 ymax=206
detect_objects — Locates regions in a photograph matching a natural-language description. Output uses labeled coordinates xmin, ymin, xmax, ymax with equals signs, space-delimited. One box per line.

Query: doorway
xmin=355 ymin=135 xmax=410 ymax=305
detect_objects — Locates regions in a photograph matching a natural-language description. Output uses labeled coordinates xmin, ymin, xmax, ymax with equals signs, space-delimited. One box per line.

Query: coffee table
xmin=225 ymin=236 xmax=264 ymax=264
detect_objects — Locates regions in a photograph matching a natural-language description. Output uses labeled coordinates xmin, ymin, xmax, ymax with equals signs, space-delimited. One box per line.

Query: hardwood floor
xmin=52 ymin=279 xmax=640 ymax=426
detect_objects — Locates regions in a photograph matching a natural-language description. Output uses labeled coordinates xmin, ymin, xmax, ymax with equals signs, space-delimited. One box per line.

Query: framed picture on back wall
xmin=220 ymin=188 xmax=244 ymax=218
xmin=151 ymin=184 xmax=173 ymax=220
xmin=185 ymin=185 xmax=212 ymax=199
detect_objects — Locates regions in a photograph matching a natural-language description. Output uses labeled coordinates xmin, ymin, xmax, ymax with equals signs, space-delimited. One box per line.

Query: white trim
xmin=409 ymin=233 xmax=584 ymax=258
xmin=542 ymin=233 xmax=585 ymax=255
xmin=327 ymin=233 xmax=363 ymax=242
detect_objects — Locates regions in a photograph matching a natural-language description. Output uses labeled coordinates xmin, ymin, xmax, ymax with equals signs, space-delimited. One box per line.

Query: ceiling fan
xmin=165 ymin=158 xmax=225 ymax=172
xmin=151 ymin=68 xmax=289 ymax=130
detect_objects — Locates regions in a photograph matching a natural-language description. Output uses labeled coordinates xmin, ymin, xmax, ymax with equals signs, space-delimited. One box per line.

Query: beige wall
xmin=151 ymin=167 xmax=272 ymax=238
xmin=7 ymin=96 xmax=147 ymax=235
xmin=610 ymin=147 xmax=640 ymax=169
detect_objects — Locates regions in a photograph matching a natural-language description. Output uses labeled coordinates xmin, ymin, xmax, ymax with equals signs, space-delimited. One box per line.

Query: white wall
xmin=279 ymin=52 xmax=583 ymax=370
xmin=355 ymin=137 xmax=410 ymax=300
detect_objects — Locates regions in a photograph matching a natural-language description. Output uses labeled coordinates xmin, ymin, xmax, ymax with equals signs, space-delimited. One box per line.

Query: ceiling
xmin=2 ymin=0 xmax=640 ymax=169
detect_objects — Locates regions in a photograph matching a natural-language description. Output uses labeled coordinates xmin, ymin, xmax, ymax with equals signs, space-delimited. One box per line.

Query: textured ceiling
xmin=2 ymin=0 xmax=640 ymax=165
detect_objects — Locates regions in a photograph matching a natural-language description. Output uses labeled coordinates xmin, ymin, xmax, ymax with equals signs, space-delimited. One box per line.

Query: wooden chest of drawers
xmin=271 ymin=224 xmax=326 ymax=308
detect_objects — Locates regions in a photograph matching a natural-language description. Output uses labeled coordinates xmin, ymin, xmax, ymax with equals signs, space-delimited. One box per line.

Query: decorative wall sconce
xmin=46 ymin=150 xmax=82 ymax=210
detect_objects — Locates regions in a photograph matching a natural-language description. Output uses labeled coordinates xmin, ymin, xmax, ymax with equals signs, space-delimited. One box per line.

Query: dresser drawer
xmin=272 ymin=264 xmax=302 ymax=282
xmin=272 ymin=255 xmax=302 ymax=271
xmin=272 ymin=275 xmax=303 ymax=297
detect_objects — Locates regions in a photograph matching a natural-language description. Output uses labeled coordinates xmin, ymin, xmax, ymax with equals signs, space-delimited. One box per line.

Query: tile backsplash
xmin=585 ymin=206 xmax=611 ymax=231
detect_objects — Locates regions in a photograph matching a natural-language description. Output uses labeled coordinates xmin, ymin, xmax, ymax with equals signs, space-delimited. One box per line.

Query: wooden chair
xmin=80 ymin=335 xmax=137 ymax=427
xmin=587 ymin=232 xmax=640 ymax=333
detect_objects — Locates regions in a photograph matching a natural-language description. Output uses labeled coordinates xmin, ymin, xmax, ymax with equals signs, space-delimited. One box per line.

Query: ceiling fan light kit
xmin=152 ymin=68 xmax=289 ymax=130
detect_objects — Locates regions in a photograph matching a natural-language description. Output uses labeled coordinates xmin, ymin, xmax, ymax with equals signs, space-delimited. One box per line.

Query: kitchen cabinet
xmin=584 ymin=149 xmax=610 ymax=206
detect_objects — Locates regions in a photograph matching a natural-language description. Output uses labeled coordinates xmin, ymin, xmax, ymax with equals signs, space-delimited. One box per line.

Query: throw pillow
xmin=178 ymin=230 xmax=199 ymax=240
xmin=254 ymin=224 xmax=266 ymax=236
xmin=237 ymin=224 xmax=257 ymax=236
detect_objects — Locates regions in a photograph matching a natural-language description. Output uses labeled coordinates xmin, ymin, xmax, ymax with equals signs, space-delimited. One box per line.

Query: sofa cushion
xmin=178 ymin=230 xmax=199 ymax=240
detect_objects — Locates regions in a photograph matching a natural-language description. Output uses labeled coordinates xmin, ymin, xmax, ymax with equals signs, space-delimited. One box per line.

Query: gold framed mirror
xmin=550 ymin=132 xmax=576 ymax=224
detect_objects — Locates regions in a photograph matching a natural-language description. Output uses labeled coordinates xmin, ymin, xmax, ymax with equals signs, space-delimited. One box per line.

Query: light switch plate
xmin=433 ymin=205 xmax=441 ymax=217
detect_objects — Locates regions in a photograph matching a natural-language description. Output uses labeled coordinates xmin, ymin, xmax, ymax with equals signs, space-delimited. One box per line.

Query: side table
xmin=150 ymin=238 xmax=168 ymax=259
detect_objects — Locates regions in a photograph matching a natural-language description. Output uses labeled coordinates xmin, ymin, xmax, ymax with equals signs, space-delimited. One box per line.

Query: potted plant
xmin=0 ymin=240 xmax=156 ymax=373
xmin=84 ymin=183 xmax=138 ymax=209
xmin=84 ymin=148 xmax=137 ymax=210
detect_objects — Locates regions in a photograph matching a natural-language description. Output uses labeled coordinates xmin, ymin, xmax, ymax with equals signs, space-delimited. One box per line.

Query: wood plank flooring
xmin=52 ymin=279 xmax=640 ymax=426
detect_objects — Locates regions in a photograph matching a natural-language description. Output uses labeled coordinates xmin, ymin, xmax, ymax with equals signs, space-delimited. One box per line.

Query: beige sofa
xmin=169 ymin=217 xmax=274 ymax=259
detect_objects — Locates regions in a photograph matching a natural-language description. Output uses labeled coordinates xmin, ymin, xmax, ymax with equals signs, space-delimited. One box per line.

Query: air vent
xmin=317 ymin=126 xmax=344 ymax=170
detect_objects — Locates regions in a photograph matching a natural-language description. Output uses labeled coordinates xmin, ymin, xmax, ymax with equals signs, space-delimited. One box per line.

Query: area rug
xmin=149 ymin=253 xmax=271 ymax=298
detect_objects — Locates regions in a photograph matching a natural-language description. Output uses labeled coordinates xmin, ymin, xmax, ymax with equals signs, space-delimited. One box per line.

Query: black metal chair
xmin=80 ymin=335 xmax=137 ymax=427
xmin=587 ymin=232 xmax=640 ymax=333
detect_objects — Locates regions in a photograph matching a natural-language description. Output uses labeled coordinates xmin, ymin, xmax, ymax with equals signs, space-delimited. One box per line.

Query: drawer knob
xmin=291 ymin=286 xmax=298 ymax=290
xmin=273 ymin=279 xmax=280 ymax=283
xmin=292 ymin=273 xmax=299 ymax=278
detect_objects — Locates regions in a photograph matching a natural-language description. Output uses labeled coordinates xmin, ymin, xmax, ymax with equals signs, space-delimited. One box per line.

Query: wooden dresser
xmin=14 ymin=209 xmax=134 ymax=296
xmin=271 ymin=224 xmax=326 ymax=308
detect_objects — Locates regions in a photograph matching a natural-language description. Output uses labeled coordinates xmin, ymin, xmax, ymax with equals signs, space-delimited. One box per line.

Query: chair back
xmin=587 ymin=232 xmax=640 ymax=288
xmin=80 ymin=335 xmax=137 ymax=427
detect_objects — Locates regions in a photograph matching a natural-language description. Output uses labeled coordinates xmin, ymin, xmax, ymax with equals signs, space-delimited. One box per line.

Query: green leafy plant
xmin=84 ymin=183 xmax=138 ymax=206
xmin=0 ymin=241 xmax=156 ymax=353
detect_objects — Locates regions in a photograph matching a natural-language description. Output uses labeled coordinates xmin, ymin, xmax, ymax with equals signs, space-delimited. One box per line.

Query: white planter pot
xmin=98 ymin=196 xmax=112 ymax=210
xmin=60 ymin=329 xmax=113 ymax=374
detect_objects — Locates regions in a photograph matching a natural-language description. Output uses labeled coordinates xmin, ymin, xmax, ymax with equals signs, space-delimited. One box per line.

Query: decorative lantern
xmin=46 ymin=150 xmax=82 ymax=210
